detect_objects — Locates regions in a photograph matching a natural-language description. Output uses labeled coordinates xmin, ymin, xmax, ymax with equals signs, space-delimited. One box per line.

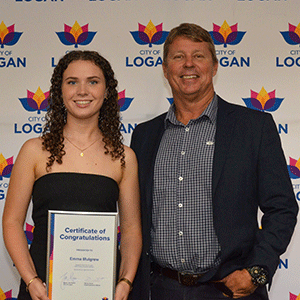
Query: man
xmin=130 ymin=23 xmax=298 ymax=300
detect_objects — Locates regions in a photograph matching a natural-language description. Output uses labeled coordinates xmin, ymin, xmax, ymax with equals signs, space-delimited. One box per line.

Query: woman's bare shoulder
xmin=123 ymin=145 xmax=137 ymax=164
xmin=20 ymin=137 xmax=44 ymax=154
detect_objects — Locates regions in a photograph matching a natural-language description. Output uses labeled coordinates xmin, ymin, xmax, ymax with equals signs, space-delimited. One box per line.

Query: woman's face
xmin=61 ymin=59 xmax=107 ymax=121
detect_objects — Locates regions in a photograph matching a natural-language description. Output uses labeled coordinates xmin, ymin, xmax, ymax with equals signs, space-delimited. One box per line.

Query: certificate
xmin=47 ymin=210 xmax=118 ymax=300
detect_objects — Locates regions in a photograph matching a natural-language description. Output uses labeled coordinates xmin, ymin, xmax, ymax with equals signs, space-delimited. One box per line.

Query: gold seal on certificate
xmin=47 ymin=211 xmax=118 ymax=300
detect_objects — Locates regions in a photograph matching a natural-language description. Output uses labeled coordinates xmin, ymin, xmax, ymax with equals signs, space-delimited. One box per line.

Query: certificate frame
xmin=47 ymin=210 xmax=118 ymax=300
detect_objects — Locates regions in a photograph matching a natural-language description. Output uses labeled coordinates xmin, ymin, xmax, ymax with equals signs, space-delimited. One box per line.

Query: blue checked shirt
xmin=151 ymin=94 xmax=221 ymax=274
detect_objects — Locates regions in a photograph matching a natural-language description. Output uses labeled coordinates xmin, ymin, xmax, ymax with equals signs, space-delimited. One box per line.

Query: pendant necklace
xmin=64 ymin=136 xmax=100 ymax=157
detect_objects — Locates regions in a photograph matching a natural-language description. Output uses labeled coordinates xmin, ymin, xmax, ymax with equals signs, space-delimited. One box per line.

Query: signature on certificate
xmin=60 ymin=272 xmax=106 ymax=289
xmin=60 ymin=272 xmax=79 ymax=290
xmin=83 ymin=276 xmax=105 ymax=286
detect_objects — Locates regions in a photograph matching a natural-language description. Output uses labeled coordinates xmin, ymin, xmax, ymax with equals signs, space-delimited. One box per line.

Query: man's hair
xmin=163 ymin=23 xmax=218 ymax=65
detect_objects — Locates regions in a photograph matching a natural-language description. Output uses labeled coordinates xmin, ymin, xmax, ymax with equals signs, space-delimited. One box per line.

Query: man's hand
xmin=220 ymin=269 xmax=257 ymax=298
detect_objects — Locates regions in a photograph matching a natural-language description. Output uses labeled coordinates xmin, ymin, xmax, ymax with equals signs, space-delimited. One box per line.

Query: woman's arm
xmin=2 ymin=138 xmax=49 ymax=300
xmin=115 ymin=147 xmax=142 ymax=300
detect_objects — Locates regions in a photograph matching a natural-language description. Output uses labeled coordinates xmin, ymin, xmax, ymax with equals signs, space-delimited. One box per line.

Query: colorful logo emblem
xmin=288 ymin=157 xmax=300 ymax=179
xmin=209 ymin=21 xmax=246 ymax=48
xmin=280 ymin=23 xmax=300 ymax=45
xmin=0 ymin=21 xmax=23 ymax=49
xmin=102 ymin=297 xmax=109 ymax=300
xmin=0 ymin=154 xmax=13 ymax=180
xmin=19 ymin=87 xmax=49 ymax=114
xmin=242 ymin=87 xmax=284 ymax=112
xmin=118 ymin=90 xmax=134 ymax=112
xmin=167 ymin=97 xmax=173 ymax=105
xmin=25 ymin=223 xmax=34 ymax=245
xmin=117 ymin=225 xmax=121 ymax=247
xmin=0 ymin=287 xmax=17 ymax=300
xmin=130 ymin=20 xmax=169 ymax=48
xmin=56 ymin=21 xmax=96 ymax=48
xmin=290 ymin=292 xmax=300 ymax=300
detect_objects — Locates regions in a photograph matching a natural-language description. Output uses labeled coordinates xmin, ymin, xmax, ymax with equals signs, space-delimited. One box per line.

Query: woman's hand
xmin=28 ymin=279 xmax=50 ymax=300
xmin=114 ymin=280 xmax=131 ymax=300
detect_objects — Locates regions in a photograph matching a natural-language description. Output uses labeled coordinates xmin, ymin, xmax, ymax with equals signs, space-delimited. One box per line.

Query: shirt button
xmin=179 ymin=231 xmax=183 ymax=236
xmin=181 ymin=259 xmax=185 ymax=263
xmin=185 ymin=127 xmax=190 ymax=132
xmin=178 ymin=176 xmax=183 ymax=181
xmin=178 ymin=203 xmax=183 ymax=208
xmin=181 ymin=151 xmax=185 ymax=155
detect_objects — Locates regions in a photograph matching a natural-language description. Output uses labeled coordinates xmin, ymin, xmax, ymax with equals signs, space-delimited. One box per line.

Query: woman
xmin=2 ymin=50 xmax=142 ymax=300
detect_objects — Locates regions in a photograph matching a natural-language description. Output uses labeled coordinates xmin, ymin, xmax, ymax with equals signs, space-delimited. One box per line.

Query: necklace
xmin=64 ymin=136 xmax=100 ymax=157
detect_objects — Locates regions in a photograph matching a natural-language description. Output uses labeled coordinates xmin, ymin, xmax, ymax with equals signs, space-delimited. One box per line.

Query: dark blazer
xmin=130 ymin=96 xmax=298 ymax=300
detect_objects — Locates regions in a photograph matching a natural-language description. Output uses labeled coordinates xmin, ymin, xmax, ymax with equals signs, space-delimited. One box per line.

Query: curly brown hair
xmin=42 ymin=50 xmax=125 ymax=170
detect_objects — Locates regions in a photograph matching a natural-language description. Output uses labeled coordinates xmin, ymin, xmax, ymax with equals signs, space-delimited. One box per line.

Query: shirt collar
xmin=165 ymin=93 xmax=218 ymax=127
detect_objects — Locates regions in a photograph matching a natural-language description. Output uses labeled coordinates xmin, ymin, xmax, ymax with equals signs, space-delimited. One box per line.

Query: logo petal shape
xmin=288 ymin=157 xmax=300 ymax=179
xmin=264 ymin=98 xmax=284 ymax=112
xmin=77 ymin=31 xmax=97 ymax=46
xmin=56 ymin=32 xmax=75 ymax=46
xmin=167 ymin=98 xmax=174 ymax=105
xmin=19 ymin=98 xmax=38 ymax=112
xmin=3 ymin=32 xmax=23 ymax=46
xmin=289 ymin=165 xmax=300 ymax=179
xmin=119 ymin=98 xmax=134 ymax=112
xmin=152 ymin=31 xmax=169 ymax=45
xmin=130 ymin=31 xmax=150 ymax=45
xmin=242 ymin=98 xmax=262 ymax=111
xmin=280 ymin=31 xmax=300 ymax=45
xmin=209 ymin=32 xmax=225 ymax=45
xmin=2 ymin=164 xmax=13 ymax=178
xmin=227 ymin=31 xmax=246 ymax=46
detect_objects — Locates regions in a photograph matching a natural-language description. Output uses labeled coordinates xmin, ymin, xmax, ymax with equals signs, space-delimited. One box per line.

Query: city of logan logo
xmin=56 ymin=21 xmax=96 ymax=48
xmin=242 ymin=87 xmax=284 ymax=112
xmin=118 ymin=90 xmax=134 ymax=112
xmin=289 ymin=292 xmax=300 ymax=300
xmin=25 ymin=223 xmax=34 ymax=245
xmin=280 ymin=23 xmax=300 ymax=45
xmin=130 ymin=20 xmax=169 ymax=48
xmin=0 ymin=287 xmax=17 ymax=300
xmin=0 ymin=21 xmax=22 ymax=49
xmin=167 ymin=97 xmax=174 ymax=105
xmin=19 ymin=87 xmax=49 ymax=114
xmin=288 ymin=157 xmax=300 ymax=179
xmin=209 ymin=21 xmax=246 ymax=48
xmin=0 ymin=154 xmax=13 ymax=180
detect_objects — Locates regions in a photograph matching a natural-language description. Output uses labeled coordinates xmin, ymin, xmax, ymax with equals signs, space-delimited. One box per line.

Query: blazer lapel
xmin=144 ymin=115 xmax=166 ymax=225
xmin=212 ymin=97 xmax=237 ymax=197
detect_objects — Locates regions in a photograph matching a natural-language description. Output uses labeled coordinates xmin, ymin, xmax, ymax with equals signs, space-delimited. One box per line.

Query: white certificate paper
xmin=47 ymin=210 xmax=118 ymax=300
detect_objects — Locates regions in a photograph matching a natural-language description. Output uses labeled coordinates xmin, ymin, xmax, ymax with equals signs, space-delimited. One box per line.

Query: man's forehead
xmin=168 ymin=38 xmax=208 ymax=51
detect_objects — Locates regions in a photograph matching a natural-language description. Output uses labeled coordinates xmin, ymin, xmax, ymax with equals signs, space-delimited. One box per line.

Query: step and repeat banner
xmin=1 ymin=0 xmax=300 ymax=299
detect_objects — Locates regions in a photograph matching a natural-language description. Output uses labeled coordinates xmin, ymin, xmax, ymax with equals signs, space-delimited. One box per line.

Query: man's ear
xmin=162 ymin=62 xmax=168 ymax=79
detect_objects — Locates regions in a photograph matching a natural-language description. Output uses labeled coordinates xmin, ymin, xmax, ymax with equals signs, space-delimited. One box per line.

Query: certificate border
xmin=46 ymin=210 xmax=118 ymax=299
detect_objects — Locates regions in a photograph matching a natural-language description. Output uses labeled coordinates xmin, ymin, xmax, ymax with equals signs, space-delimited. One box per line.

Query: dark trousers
xmin=150 ymin=272 xmax=267 ymax=300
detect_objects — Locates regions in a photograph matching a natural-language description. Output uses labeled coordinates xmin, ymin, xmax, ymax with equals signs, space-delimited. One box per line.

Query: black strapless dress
xmin=17 ymin=173 xmax=119 ymax=300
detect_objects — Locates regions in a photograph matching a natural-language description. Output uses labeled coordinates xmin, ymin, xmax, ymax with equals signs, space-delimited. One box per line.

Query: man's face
xmin=163 ymin=36 xmax=218 ymax=101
